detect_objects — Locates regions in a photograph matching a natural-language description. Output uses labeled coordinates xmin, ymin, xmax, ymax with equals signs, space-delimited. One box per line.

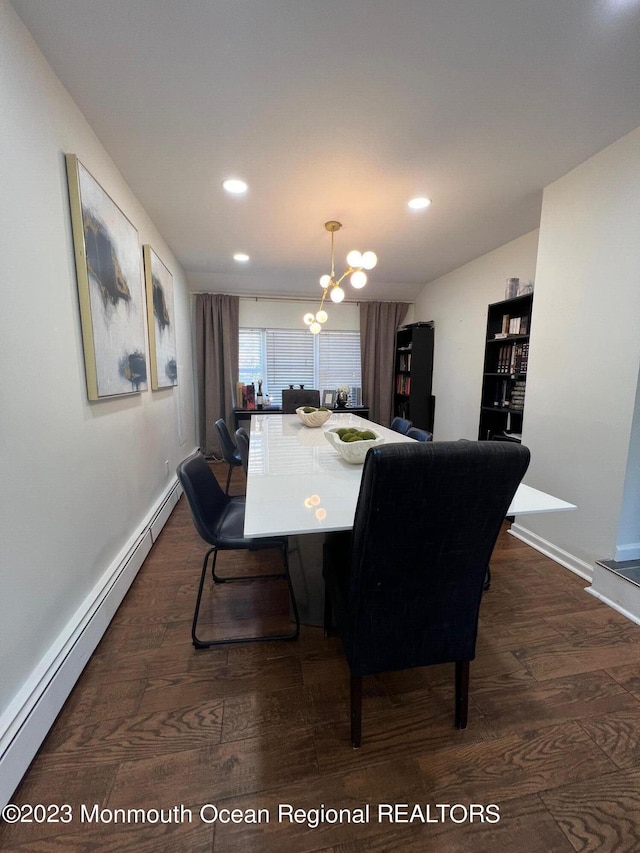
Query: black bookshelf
xmin=478 ymin=293 xmax=533 ymax=442
xmin=394 ymin=322 xmax=434 ymax=432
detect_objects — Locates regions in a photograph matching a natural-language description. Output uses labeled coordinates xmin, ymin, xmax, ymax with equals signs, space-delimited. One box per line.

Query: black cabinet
xmin=478 ymin=293 xmax=533 ymax=442
xmin=394 ymin=322 xmax=434 ymax=432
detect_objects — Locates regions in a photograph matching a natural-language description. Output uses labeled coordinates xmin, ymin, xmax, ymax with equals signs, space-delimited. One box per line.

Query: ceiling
xmin=11 ymin=0 xmax=640 ymax=302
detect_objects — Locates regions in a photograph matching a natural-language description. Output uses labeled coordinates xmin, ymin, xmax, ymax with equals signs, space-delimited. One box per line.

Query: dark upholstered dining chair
xmin=390 ymin=416 xmax=412 ymax=435
xmin=177 ymin=450 xmax=299 ymax=647
xmin=282 ymin=388 xmax=321 ymax=414
xmin=215 ymin=418 xmax=243 ymax=494
xmin=235 ymin=427 xmax=250 ymax=475
xmin=323 ymin=440 xmax=530 ymax=747
xmin=407 ymin=426 xmax=433 ymax=442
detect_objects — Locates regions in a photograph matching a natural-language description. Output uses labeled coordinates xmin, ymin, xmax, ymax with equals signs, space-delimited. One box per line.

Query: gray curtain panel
xmin=360 ymin=301 xmax=409 ymax=427
xmin=195 ymin=294 xmax=239 ymax=455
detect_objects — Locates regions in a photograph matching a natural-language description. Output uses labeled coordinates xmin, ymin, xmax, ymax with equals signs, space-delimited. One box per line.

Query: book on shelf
xmin=395 ymin=374 xmax=411 ymax=395
xmin=491 ymin=378 xmax=526 ymax=410
xmin=495 ymin=314 xmax=529 ymax=339
xmin=509 ymin=379 xmax=526 ymax=411
xmin=497 ymin=344 xmax=513 ymax=373
xmin=495 ymin=341 xmax=530 ymax=375
xmin=237 ymin=382 xmax=256 ymax=409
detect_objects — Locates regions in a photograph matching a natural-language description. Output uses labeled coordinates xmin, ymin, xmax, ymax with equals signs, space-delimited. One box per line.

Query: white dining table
xmin=243 ymin=413 xmax=576 ymax=538
xmin=242 ymin=414 xmax=576 ymax=625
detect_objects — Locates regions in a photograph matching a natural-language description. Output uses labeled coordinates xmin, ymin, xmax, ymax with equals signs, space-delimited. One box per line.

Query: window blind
xmin=265 ymin=330 xmax=315 ymax=406
xmin=318 ymin=330 xmax=361 ymax=397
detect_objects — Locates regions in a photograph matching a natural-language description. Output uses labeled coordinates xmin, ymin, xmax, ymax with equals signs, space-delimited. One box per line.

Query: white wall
xmin=412 ymin=232 xmax=539 ymax=440
xmin=516 ymin=126 xmax=640 ymax=570
xmin=0 ymin=0 xmax=196 ymax=764
xmin=239 ymin=297 xmax=360 ymax=330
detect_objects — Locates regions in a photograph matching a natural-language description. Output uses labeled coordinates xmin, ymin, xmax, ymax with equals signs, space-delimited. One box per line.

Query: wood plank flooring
xmin=3 ymin=463 xmax=640 ymax=852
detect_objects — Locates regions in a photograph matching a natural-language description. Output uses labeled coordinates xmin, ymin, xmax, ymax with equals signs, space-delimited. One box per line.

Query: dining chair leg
xmin=455 ymin=660 xmax=470 ymax=729
xmin=281 ymin=541 xmax=300 ymax=639
xmin=192 ymin=543 xmax=299 ymax=648
xmin=323 ymin=590 xmax=332 ymax=637
xmin=351 ymin=675 xmax=363 ymax=749
xmin=211 ymin=548 xmax=224 ymax=583
xmin=192 ymin=547 xmax=215 ymax=648
xmin=483 ymin=565 xmax=491 ymax=591
xmin=224 ymin=463 xmax=233 ymax=495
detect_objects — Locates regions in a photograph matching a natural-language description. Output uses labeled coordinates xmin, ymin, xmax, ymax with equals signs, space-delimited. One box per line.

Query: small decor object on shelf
xmin=321 ymin=390 xmax=336 ymax=408
xmin=505 ymin=278 xmax=519 ymax=299
xmin=256 ymin=379 xmax=264 ymax=410
xmin=336 ymin=384 xmax=350 ymax=408
xmin=325 ymin=426 xmax=384 ymax=464
xmin=518 ymin=280 xmax=534 ymax=296
xmin=295 ymin=406 xmax=332 ymax=428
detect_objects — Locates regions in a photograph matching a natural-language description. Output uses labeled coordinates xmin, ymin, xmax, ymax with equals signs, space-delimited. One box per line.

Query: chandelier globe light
xmin=303 ymin=220 xmax=377 ymax=333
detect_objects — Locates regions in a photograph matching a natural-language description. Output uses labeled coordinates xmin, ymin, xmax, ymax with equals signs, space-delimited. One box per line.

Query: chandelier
xmin=303 ymin=221 xmax=377 ymax=334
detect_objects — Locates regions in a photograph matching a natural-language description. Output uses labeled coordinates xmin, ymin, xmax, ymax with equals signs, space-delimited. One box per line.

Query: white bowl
xmin=295 ymin=406 xmax=332 ymax=428
xmin=324 ymin=426 xmax=385 ymax=464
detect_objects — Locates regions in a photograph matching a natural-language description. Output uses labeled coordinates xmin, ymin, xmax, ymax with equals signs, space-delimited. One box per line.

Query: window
xmin=239 ymin=328 xmax=361 ymax=407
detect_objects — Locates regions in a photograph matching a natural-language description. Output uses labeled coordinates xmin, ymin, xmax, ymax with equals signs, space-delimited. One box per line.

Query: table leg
xmin=287 ymin=532 xmax=326 ymax=626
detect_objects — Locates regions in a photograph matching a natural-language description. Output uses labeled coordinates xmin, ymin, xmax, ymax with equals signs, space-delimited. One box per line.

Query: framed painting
xmin=143 ymin=245 xmax=178 ymax=389
xmin=66 ymin=154 xmax=148 ymax=400
xmin=321 ymin=390 xmax=336 ymax=408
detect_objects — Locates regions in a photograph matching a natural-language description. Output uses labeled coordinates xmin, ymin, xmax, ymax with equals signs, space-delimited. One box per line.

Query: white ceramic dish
xmin=295 ymin=406 xmax=332 ymax=428
xmin=324 ymin=426 xmax=385 ymax=464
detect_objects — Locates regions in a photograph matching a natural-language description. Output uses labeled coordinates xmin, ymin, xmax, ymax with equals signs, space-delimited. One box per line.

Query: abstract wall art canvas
xmin=66 ymin=154 xmax=148 ymax=400
xmin=143 ymin=244 xmax=178 ymax=389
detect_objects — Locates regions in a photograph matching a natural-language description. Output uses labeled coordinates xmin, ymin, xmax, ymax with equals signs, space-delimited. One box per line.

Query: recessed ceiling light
xmin=223 ymin=178 xmax=248 ymax=194
xmin=233 ymin=253 xmax=250 ymax=262
xmin=408 ymin=197 xmax=431 ymax=210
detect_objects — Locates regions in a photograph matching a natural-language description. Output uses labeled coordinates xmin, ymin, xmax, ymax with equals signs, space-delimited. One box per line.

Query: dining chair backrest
xmin=282 ymin=389 xmax=321 ymax=414
xmin=214 ymin=418 xmax=242 ymax=493
xmin=407 ymin=427 xmax=433 ymax=442
xmin=176 ymin=450 xmax=231 ymax=545
xmin=390 ymin=416 xmax=412 ymax=435
xmin=215 ymin=418 xmax=239 ymax=464
xmin=235 ymin=427 xmax=250 ymax=474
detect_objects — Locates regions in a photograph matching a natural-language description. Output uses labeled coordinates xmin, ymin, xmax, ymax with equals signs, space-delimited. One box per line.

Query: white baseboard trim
xmin=0 ymin=477 xmax=183 ymax=808
xmin=585 ymin=587 xmax=640 ymax=627
xmin=509 ymin=523 xmax=594 ymax=583
xmin=614 ymin=542 xmax=640 ymax=563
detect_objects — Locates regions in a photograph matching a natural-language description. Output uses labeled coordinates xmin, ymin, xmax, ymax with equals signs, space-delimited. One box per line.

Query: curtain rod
xmin=190 ymin=293 xmax=411 ymax=305
xmin=191 ymin=292 xmax=319 ymax=302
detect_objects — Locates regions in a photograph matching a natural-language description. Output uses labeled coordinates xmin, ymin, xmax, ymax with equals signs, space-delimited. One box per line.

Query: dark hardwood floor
xmin=3 ymin=464 xmax=640 ymax=852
